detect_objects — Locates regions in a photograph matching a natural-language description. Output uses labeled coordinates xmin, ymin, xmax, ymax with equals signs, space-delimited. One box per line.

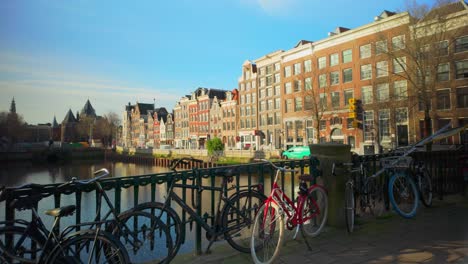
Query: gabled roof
xmin=294 ymin=40 xmax=313 ymax=48
xmin=80 ymin=99 xmax=96 ymax=118
xmin=52 ymin=116 xmax=59 ymax=127
xmin=136 ymin=103 xmax=154 ymax=114
xmin=62 ymin=109 xmax=77 ymax=124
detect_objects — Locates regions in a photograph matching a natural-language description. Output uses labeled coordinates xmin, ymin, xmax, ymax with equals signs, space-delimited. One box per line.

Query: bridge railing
xmin=0 ymin=159 xmax=315 ymax=256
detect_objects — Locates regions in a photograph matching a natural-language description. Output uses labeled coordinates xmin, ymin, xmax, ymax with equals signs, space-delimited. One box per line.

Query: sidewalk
xmin=171 ymin=195 xmax=468 ymax=264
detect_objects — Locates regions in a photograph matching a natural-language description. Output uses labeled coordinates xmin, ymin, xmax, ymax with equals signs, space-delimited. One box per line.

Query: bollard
xmin=309 ymin=143 xmax=351 ymax=228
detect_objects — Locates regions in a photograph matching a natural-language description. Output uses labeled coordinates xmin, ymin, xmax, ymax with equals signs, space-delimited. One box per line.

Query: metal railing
xmin=0 ymin=158 xmax=317 ymax=255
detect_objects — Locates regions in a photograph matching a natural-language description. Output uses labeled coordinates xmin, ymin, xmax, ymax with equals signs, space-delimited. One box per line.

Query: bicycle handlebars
xmin=254 ymin=159 xmax=298 ymax=173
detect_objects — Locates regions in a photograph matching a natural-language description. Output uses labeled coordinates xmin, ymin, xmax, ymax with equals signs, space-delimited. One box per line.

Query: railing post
xmin=195 ymin=169 xmax=203 ymax=255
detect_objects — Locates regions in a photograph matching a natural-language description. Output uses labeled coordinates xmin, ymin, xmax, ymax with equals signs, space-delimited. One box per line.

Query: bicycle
xmin=332 ymin=162 xmax=385 ymax=233
xmin=0 ymin=169 xmax=130 ymax=263
xmin=250 ymin=158 xmax=328 ymax=264
xmin=132 ymin=156 xmax=266 ymax=260
xmin=412 ymin=160 xmax=432 ymax=207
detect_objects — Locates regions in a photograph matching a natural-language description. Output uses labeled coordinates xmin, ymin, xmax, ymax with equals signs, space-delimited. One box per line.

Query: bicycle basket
xmin=380 ymin=156 xmax=412 ymax=169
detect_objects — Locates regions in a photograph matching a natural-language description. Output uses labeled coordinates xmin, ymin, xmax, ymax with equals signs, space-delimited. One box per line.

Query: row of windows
xmin=418 ymin=87 xmax=468 ymax=110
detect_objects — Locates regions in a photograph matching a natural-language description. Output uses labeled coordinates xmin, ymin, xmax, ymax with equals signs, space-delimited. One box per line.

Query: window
xmin=330 ymin=53 xmax=339 ymax=66
xmin=379 ymin=109 xmax=390 ymax=141
xmin=360 ymin=44 xmax=371 ymax=59
xmin=285 ymin=99 xmax=293 ymax=113
xmin=295 ymin=97 xmax=302 ymax=111
xmin=259 ymin=67 xmax=266 ymax=76
xmin=319 ymin=93 xmax=327 ymax=108
xmin=438 ymin=41 xmax=448 ymax=56
xmin=304 ymin=60 xmax=312 ymax=72
xmin=331 ymin=92 xmax=340 ymax=108
xmin=455 ymin=36 xmax=468 ymax=53
xmin=394 ymin=80 xmax=407 ymax=100
xmin=330 ymin=71 xmax=339 ymax=85
xmin=376 ymin=40 xmax=387 ymax=54
xmin=363 ymin=111 xmax=375 ymax=142
xmin=267 ymin=87 xmax=272 ymax=97
xmin=455 ymin=60 xmax=468 ymax=79
xmin=318 ymin=57 xmax=326 ymax=69
xmin=260 ymin=78 xmax=266 ymax=87
xmin=267 ymin=99 xmax=273 ymax=110
xmin=437 ymin=63 xmax=450 ymax=81
xmin=376 ymin=61 xmax=388 ymax=77
xmin=294 ymin=63 xmax=301 ymax=75
xmin=362 ymin=86 xmax=373 ymax=104
xmin=274 ymin=73 xmax=280 ymax=83
xmin=266 ymin=65 xmax=273 ymax=74
xmin=266 ymin=75 xmax=273 ymax=86
xmin=436 ymin=89 xmax=451 ymax=110
xmin=284 ymin=66 xmax=291 ymax=78
xmin=343 ymin=68 xmax=352 ymax=83
xmin=393 ymin=57 xmax=406 ymax=73
xmin=376 ymin=83 xmax=389 ymax=102
xmin=396 ymin=108 xmax=408 ymax=123
xmin=360 ymin=64 xmax=372 ymax=80
xmin=305 ymin=95 xmax=313 ymax=110
xmin=392 ymin=35 xmax=405 ymax=50
xmin=320 ymin=120 xmax=326 ymax=130
xmin=274 ymin=62 xmax=281 ymax=71
xmin=344 ymin=90 xmax=354 ymax=106
xmin=275 ymin=86 xmax=280 ymax=96
xmin=284 ymin=82 xmax=292 ymax=94
xmin=275 ymin=98 xmax=281 ymax=109
xmin=342 ymin=49 xmax=352 ymax=63
xmin=305 ymin=77 xmax=312 ymax=90
xmin=418 ymin=94 xmax=432 ymax=111
xmin=457 ymin=87 xmax=468 ymax=108
xmin=294 ymin=80 xmax=301 ymax=92
xmin=319 ymin=74 xmax=327 ymax=88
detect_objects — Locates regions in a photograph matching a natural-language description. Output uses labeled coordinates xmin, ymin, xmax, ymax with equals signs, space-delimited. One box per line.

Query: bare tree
xmin=377 ymin=0 xmax=467 ymax=148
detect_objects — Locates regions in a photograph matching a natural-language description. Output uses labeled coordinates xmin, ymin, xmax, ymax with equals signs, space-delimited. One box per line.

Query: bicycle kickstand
xmin=205 ymin=234 xmax=217 ymax=254
xmin=298 ymin=225 xmax=312 ymax=251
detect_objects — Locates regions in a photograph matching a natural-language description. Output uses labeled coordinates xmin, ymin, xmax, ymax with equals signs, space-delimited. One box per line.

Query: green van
xmin=281 ymin=146 xmax=311 ymax=159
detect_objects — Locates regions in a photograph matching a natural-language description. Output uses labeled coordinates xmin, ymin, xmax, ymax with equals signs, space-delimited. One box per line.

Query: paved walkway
xmin=171 ymin=195 xmax=468 ymax=264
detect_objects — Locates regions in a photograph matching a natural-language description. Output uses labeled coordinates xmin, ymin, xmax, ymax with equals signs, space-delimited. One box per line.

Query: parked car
xmin=281 ymin=146 xmax=311 ymax=159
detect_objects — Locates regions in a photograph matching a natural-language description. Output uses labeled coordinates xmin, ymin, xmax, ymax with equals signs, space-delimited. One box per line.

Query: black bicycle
xmin=133 ymin=157 xmax=266 ymax=261
xmin=0 ymin=169 xmax=130 ymax=263
xmin=412 ymin=160 xmax=432 ymax=207
xmin=332 ymin=162 xmax=385 ymax=233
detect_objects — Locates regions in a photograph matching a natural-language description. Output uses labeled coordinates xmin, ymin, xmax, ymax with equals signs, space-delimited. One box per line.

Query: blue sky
xmin=0 ymin=0 xmax=434 ymax=124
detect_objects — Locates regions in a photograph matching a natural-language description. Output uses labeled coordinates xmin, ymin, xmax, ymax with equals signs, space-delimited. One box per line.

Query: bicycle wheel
xmin=344 ymin=182 xmax=355 ymax=233
xmin=0 ymin=225 xmax=46 ymax=264
xmin=367 ymin=177 xmax=385 ymax=217
xmin=388 ymin=172 xmax=419 ymax=219
xmin=251 ymin=202 xmax=284 ymax=264
xmin=302 ymin=185 xmax=328 ymax=237
xmin=222 ymin=190 xmax=266 ymax=253
xmin=133 ymin=202 xmax=182 ymax=260
xmin=111 ymin=210 xmax=173 ymax=264
xmin=46 ymin=230 xmax=130 ymax=264
xmin=418 ymin=169 xmax=433 ymax=207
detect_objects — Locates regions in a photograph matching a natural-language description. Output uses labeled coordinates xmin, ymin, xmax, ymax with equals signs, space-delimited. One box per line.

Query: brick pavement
xmin=170 ymin=195 xmax=468 ymax=264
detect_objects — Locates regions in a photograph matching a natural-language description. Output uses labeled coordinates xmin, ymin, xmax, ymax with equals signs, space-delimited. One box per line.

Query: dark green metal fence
xmin=1 ymin=159 xmax=316 ymax=255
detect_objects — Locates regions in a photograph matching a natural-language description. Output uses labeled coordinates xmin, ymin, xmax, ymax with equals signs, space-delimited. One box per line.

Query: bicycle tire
xmin=221 ymin=190 xmax=266 ymax=253
xmin=110 ymin=210 xmax=173 ymax=264
xmin=46 ymin=230 xmax=130 ymax=264
xmin=131 ymin=202 xmax=181 ymax=261
xmin=344 ymin=182 xmax=355 ymax=233
xmin=302 ymin=185 xmax=328 ymax=237
xmin=388 ymin=172 xmax=419 ymax=219
xmin=251 ymin=202 xmax=284 ymax=264
xmin=0 ymin=225 xmax=46 ymax=263
xmin=418 ymin=169 xmax=433 ymax=207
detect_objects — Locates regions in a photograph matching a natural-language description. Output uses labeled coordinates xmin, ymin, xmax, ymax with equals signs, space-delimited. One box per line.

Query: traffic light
xmin=355 ymin=99 xmax=363 ymax=121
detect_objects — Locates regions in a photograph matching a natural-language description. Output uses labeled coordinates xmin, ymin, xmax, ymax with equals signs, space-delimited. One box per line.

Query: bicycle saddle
xmin=299 ymin=174 xmax=315 ymax=182
xmin=214 ymin=167 xmax=239 ymax=178
xmin=45 ymin=205 xmax=76 ymax=217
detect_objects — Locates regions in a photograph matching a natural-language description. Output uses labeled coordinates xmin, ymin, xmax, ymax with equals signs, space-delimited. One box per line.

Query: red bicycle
xmin=250 ymin=159 xmax=328 ymax=264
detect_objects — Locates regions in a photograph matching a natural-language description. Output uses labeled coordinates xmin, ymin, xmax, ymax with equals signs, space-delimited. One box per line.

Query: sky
xmin=0 ymin=0 xmax=436 ymax=125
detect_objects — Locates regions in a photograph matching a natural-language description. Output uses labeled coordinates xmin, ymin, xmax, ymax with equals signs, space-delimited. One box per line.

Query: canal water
xmin=0 ymin=160 xmax=302 ymax=259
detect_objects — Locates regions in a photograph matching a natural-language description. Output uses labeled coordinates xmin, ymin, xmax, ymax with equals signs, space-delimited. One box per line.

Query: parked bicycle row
xmin=0 ymin=152 xmax=438 ymax=263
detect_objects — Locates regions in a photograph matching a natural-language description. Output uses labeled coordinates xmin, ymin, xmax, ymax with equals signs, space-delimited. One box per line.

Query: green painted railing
xmin=1 ymin=159 xmax=318 ymax=255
